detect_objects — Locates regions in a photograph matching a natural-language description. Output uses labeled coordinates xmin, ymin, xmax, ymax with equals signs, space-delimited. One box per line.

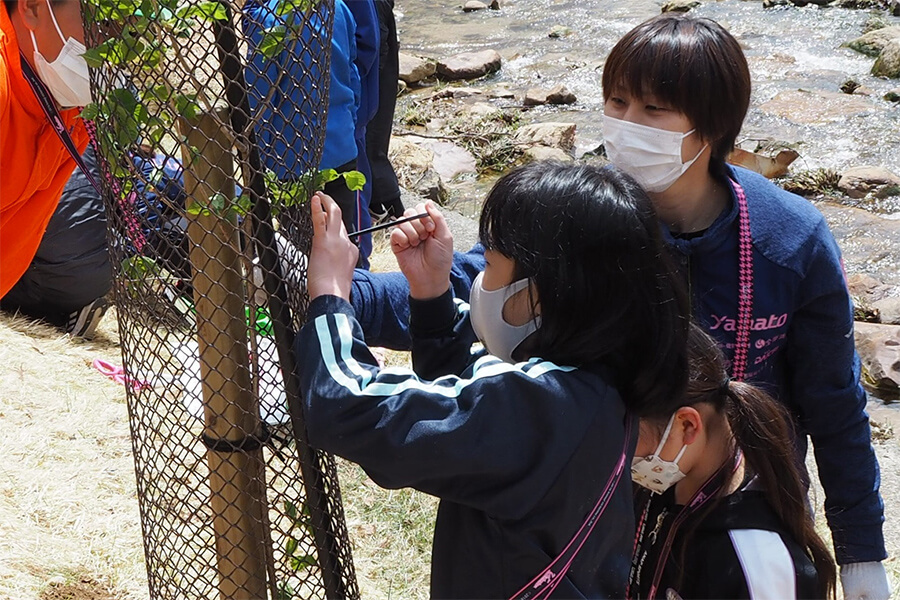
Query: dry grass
xmin=1 ymin=228 xmax=897 ymax=599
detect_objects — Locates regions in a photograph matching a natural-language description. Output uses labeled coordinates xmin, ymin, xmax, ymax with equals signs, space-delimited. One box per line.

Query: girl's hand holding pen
xmin=308 ymin=192 xmax=358 ymax=301
xmin=390 ymin=201 xmax=453 ymax=301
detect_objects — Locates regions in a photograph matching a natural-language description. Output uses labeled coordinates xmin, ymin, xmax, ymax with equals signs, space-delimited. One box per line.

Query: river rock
xmin=437 ymin=49 xmax=502 ymax=81
xmin=548 ymin=25 xmax=572 ymax=38
xmin=838 ymin=166 xmax=900 ymax=199
xmin=845 ymin=26 xmax=900 ymax=58
xmin=849 ymin=274 xmax=895 ymax=304
xmin=854 ymin=322 xmax=900 ymax=398
xmin=661 ymin=0 xmax=700 ymax=12
xmin=758 ymin=89 xmax=873 ymax=124
xmin=388 ymin=137 xmax=449 ymax=203
xmin=403 ymin=135 xmax=478 ymax=181
xmin=892 ymin=0 xmax=900 ymax=16
xmin=873 ymin=297 xmax=900 ymax=325
xmin=523 ymin=84 xmax=577 ymax=106
xmin=872 ymin=38 xmax=900 ymax=78
xmin=522 ymin=145 xmax=573 ymax=163
xmin=513 ymin=122 xmax=577 ymax=150
xmin=398 ymin=53 xmax=436 ymax=84
xmin=463 ymin=0 xmax=488 ymax=12
xmin=885 ymin=88 xmax=900 ymax=101
xmin=728 ymin=147 xmax=799 ymax=179
xmin=461 ymin=101 xmax=503 ymax=119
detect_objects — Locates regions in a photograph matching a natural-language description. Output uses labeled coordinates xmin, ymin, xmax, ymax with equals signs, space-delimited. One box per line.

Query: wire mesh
xmin=80 ymin=0 xmax=359 ymax=597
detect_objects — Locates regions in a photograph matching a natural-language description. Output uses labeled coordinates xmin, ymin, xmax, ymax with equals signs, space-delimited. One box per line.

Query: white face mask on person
xmin=468 ymin=272 xmax=541 ymax=364
xmin=30 ymin=0 xmax=91 ymax=108
xmin=631 ymin=412 xmax=688 ymax=494
xmin=602 ymin=114 xmax=708 ymax=193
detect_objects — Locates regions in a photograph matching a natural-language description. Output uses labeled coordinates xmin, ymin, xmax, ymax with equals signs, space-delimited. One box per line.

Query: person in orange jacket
xmin=0 ymin=0 xmax=90 ymax=299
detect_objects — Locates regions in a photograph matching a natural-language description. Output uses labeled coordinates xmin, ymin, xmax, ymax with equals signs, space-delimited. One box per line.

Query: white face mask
xmin=468 ymin=272 xmax=541 ymax=364
xmin=602 ymin=114 xmax=708 ymax=193
xmin=30 ymin=0 xmax=91 ymax=108
xmin=631 ymin=413 xmax=688 ymax=494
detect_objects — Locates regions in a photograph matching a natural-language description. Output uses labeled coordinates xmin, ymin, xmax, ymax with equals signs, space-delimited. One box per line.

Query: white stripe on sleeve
xmin=729 ymin=529 xmax=796 ymax=600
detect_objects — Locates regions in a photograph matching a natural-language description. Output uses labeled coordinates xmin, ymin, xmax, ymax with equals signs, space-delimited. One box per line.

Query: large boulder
xmin=513 ymin=122 xmax=577 ymax=150
xmin=854 ymin=322 xmax=900 ymax=399
xmin=845 ymin=26 xmax=900 ymax=58
xmin=838 ymin=166 xmax=900 ymax=199
xmin=437 ymin=49 xmax=502 ymax=81
xmin=398 ymin=53 xmax=436 ymax=85
xmin=402 ymin=135 xmax=477 ymax=181
xmin=872 ymin=38 xmax=900 ymax=78
xmin=758 ymin=89 xmax=874 ymax=124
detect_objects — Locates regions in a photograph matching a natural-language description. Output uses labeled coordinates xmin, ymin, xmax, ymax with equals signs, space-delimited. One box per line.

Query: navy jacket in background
xmin=297 ymin=292 xmax=637 ymax=598
xmin=348 ymin=164 xmax=885 ymax=565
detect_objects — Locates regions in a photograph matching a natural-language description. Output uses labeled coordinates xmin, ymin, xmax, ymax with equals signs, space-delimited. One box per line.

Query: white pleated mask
xmin=603 ymin=114 xmax=707 ymax=193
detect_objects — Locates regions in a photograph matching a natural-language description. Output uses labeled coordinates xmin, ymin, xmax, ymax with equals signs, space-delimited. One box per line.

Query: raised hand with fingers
xmin=390 ymin=201 xmax=453 ymax=300
xmin=308 ymin=192 xmax=359 ymax=301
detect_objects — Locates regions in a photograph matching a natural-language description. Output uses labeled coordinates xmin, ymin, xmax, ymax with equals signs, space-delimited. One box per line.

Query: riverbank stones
xmin=846 ymin=26 xmax=900 ymax=57
xmin=523 ymin=84 xmax=577 ymax=106
xmin=873 ymin=38 xmax=900 ymax=78
xmin=399 ymin=53 xmax=436 ymax=85
xmin=838 ymin=166 xmax=900 ymax=199
xmin=437 ymin=50 xmax=502 ymax=81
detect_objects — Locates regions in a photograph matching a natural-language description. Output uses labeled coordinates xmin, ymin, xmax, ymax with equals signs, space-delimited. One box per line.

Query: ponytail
xmin=723 ymin=381 xmax=836 ymax=599
xmin=646 ymin=325 xmax=837 ymax=598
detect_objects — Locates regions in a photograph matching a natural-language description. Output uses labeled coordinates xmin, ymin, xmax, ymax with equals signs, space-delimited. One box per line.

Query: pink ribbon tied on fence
xmin=92 ymin=359 xmax=150 ymax=391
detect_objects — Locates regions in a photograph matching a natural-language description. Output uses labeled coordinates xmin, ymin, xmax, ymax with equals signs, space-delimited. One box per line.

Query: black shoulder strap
xmin=18 ymin=51 xmax=102 ymax=195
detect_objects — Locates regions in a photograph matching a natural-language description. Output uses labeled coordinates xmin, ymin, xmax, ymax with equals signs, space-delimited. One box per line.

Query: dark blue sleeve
xmin=409 ymin=288 xmax=480 ymax=379
xmin=295 ymin=293 xmax=601 ymax=519
xmin=787 ymin=222 xmax=885 ymax=564
xmin=350 ymin=243 xmax=486 ymax=349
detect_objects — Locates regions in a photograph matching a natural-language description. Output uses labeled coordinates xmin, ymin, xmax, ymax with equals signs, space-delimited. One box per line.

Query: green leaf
xmin=258 ymin=25 xmax=287 ymax=59
xmin=314 ymin=168 xmax=339 ymax=189
xmin=82 ymin=47 xmax=107 ymax=69
xmin=341 ymin=170 xmax=366 ymax=191
xmin=284 ymin=500 xmax=298 ymax=520
xmin=289 ymin=554 xmax=317 ymax=571
xmin=274 ymin=0 xmax=314 ymax=17
xmin=285 ymin=537 xmax=298 ymax=557
xmin=80 ymin=103 xmax=100 ymax=120
xmin=276 ymin=581 xmax=295 ymax=600
xmin=209 ymin=193 xmax=227 ymax=214
xmin=174 ymin=94 xmax=201 ymax=120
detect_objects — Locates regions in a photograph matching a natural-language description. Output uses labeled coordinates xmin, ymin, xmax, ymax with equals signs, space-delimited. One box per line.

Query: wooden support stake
xmin=180 ymin=109 xmax=270 ymax=600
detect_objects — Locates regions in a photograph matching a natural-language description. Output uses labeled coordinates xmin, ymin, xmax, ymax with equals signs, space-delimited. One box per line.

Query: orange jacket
xmin=0 ymin=2 xmax=88 ymax=297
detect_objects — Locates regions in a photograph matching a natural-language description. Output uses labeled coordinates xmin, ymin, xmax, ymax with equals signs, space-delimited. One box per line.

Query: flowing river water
xmin=393 ymin=0 xmax=900 ymax=287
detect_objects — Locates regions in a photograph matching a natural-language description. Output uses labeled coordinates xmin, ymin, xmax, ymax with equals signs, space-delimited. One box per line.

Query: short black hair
xmin=478 ymin=161 xmax=690 ymax=415
xmin=602 ymin=14 xmax=751 ymax=165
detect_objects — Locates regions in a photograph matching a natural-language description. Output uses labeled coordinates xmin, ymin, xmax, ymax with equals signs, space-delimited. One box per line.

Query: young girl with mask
xmin=600 ymin=15 xmax=887 ymax=600
xmin=340 ymin=14 xmax=887 ymax=599
xmin=296 ymin=161 xmax=690 ymax=598
xmin=628 ymin=325 xmax=836 ymax=599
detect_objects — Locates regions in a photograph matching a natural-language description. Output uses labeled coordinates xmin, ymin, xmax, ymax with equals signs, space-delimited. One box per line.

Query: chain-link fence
xmin=80 ymin=0 xmax=359 ymax=597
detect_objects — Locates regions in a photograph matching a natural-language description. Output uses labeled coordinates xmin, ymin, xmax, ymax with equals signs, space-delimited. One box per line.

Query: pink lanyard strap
xmin=82 ymin=120 xmax=147 ymax=252
xmin=730 ymin=178 xmax=754 ymax=382
xmin=509 ymin=413 xmax=635 ymax=600
xmin=627 ymin=450 xmax=744 ymax=600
